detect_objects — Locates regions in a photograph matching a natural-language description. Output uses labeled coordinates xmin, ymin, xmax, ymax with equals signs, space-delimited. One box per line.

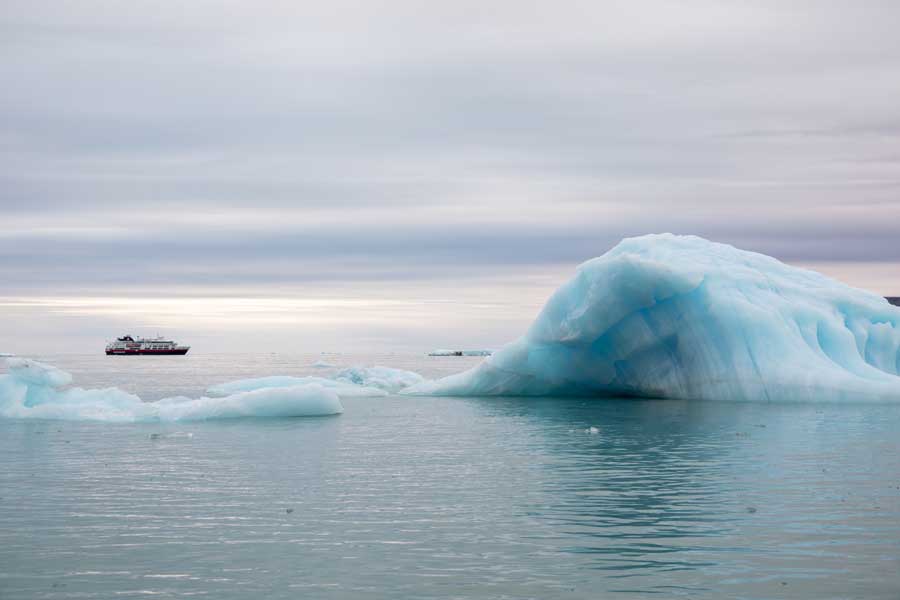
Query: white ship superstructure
xmin=105 ymin=336 xmax=190 ymax=355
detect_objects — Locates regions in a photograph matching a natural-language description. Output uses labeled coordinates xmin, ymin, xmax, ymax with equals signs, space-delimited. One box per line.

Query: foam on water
xmin=409 ymin=234 xmax=900 ymax=402
xmin=0 ymin=358 xmax=344 ymax=422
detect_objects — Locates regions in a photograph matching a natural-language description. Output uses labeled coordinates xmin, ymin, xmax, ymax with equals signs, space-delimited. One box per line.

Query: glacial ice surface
xmin=206 ymin=375 xmax=387 ymax=398
xmin=409 ymin=234 xmax=900 ymax=402
xmin=207 ymin=366 xmax=424 ymax=397
xmin=333 ymin=366 xmax=425 ymax=393
xmin=0 ymin=358 xmax=344 ymax=422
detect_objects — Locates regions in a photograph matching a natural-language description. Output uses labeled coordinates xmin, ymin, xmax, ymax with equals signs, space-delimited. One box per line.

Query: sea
xmin=1 ymin=352 xmax=899 ymax=599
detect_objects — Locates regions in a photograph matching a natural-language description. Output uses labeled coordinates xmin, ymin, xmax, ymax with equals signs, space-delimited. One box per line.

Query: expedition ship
xmin=105 ymin=335 xmax=190 ymax=355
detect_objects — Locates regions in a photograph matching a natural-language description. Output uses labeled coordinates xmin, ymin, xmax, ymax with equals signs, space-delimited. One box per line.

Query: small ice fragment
xmin=427 ymin=349 xmax=493 ymax=357
xmin=587 ymin=426 xmax=600 ymax=434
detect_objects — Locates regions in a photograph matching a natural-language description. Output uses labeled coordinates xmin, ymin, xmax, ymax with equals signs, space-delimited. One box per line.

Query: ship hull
xmin=106 ymin=348 xmax=190 ymax=355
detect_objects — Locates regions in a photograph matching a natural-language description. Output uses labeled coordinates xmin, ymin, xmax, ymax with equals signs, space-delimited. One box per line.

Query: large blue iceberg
xmin=409 ymin=235 xmax=900 ymax=402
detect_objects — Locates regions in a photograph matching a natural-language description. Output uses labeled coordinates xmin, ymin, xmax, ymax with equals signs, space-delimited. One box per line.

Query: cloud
xmin=2 ymin=0 xmax=900 ymax=348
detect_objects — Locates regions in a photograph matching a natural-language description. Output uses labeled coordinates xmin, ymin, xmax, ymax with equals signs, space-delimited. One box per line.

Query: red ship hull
xmin=106 ymin=348 xmax=190 ymax=355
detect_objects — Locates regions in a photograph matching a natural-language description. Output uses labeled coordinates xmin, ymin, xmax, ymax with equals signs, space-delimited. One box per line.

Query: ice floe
xmin=0 ymin=358 xmax=344 ymax=422
xmin=206 ymin=366 xmax=424 ymax=397
xmin=428 ymin=349 xmax=494 ymax=356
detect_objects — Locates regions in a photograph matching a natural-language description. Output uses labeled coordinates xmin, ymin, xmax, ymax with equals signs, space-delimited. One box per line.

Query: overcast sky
xmin=2 ymin=0 xmax=899 ymax=354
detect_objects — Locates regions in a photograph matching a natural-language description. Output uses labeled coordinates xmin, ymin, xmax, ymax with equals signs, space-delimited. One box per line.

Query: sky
xmin=2 ymin=0 xmax=899 ymax=354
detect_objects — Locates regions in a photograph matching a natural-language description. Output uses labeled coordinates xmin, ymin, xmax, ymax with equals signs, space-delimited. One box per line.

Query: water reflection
xmin=2 ymin=382 xmax=899 ymax=600
xmin=458 ymin=396 xmax=835 ymax=591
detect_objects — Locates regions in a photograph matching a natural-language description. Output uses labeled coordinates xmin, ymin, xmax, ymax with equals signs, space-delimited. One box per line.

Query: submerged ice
xmin=0 ymin=358 xmax=344 ymax=422
xmin=410 ymin=234 xmax=900 ymax=402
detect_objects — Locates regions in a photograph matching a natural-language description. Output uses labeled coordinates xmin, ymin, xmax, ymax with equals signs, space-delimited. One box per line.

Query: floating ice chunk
xmin=5 ymin=358 xmax=72 ymax=387
xmin=333 ymin=366 xmax=425 ymax=393
xmin=206 ymin=375 xmax=387 ymax=398
xmin=408 ymin=234 xmax=900 ymax=402
xmin=152 ymin=385 xmax=343 ymax=420
xmin=587 ymin=426 xmax=600 ymax=434
xmin=208 ymin=376 xmax=314 ymax=396
xmin=0 ymin=358 xmax=343 ymax=422
xmin=205 ymin=366 xmax=424 ymax=398
xmin=0 ymin=352 xmax=15 ymax=358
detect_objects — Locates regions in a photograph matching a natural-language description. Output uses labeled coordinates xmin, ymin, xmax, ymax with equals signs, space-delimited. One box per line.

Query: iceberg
xmin=409 ymin=234 xmax=900 ymax=402
xmin=428 ymin=349 xmax=494 ymax=356
xmin=0 ymin=358 xmax=344 ymax=422
xmin=206 ymin=366 xmax=424 ymax=397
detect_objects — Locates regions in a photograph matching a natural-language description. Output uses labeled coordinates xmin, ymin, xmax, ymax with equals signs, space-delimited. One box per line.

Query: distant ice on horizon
xmin=408 ymin=234 xmax=900 ymax=402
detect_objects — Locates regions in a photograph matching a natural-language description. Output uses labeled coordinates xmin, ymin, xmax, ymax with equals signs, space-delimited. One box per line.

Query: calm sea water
xmin=1 ymin=353 xmax=899 ymax=599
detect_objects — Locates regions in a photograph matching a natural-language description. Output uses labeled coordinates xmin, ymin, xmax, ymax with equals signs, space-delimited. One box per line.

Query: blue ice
xmin=409 ymin=234 xmax=900 ymax=402
xmin=0 ymin=358 xmax=344 ymax=422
